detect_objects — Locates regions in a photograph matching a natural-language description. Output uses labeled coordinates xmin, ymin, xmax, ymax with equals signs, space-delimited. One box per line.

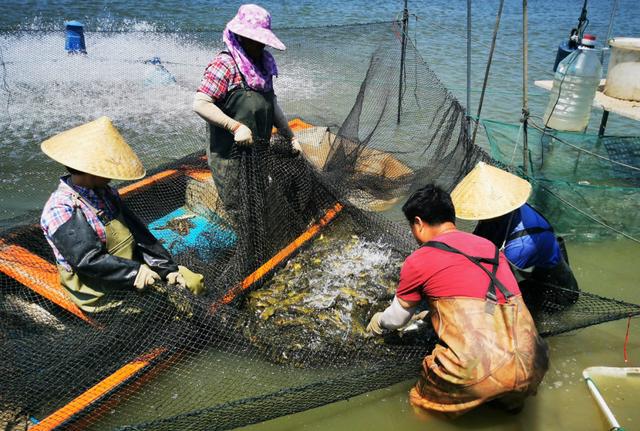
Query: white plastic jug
xmin=543 ymin=34 xmax=602 ymax=132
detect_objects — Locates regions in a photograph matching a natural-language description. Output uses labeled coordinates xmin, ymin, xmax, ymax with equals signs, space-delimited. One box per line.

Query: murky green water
xmin=85 ymin=237 xmax=639 ymax=431
xmin=238 ymin=238 xmax=640 ymax=431
xmin=2 ymin=2 xmax=638 ymax=429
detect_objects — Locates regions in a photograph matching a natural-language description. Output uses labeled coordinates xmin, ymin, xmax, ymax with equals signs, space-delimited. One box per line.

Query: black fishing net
xmin=482 ymin=119 xmax=640 ymax=239
xmin=1 ymin=22 xmax=639 ymax=431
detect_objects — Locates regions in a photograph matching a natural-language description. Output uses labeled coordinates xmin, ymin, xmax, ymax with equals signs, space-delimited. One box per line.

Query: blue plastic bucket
xmin=553 ymin=40 xmax=575 ymax=72
xmin=64 ymin=21 xmax=86 ymax=54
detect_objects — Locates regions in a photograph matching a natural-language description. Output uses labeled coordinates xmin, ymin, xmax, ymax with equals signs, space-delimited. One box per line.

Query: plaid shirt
xmin=197 ymin=53 xmax=244 ymax=102
xmin=41 ymin=176 xmax=121 ymax=270
xmin=197 ymin=52 xmax=274 ymax=102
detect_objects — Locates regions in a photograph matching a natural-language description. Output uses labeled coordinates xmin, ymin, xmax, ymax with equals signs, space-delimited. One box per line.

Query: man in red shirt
xmin=367 ymin=184 xmax=548 ymax=415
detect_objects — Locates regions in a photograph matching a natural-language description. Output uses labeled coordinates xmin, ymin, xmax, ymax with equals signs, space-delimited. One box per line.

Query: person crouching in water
xmin=40 ymin=117 xmax=205 ymax=314
xmin=451 ymin=162 xmax=580 ymax=311
xmin=367 ymin=184 xmax=548 ymax=415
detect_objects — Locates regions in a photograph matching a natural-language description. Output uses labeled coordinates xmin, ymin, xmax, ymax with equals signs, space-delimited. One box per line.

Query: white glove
xmin=366 ymin=312 xmax=385 ymax=336
xmin=291 ymin=136 xmax=302 ymax=154
xmin=233 ymin=123 xmax=253 ymax=145
xmin=397 ymin=310 xmax=430 ymax=333
xmin=192 ymin=92 xmax=252 ymax=145
xmin=166 ymin=271 xmax=187 ymax=288
xmin=133 ymin=264 xmax=161 ymax=291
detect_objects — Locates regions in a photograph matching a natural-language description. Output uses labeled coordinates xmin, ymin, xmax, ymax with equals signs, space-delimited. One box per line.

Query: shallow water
xmin=81 ymin=237 xmax=640 ymax=431
xmin=2 ymin=1 xmax=639 ymax=430
xmin=2 ymin=0 xmax=639 ymax=223
xmin=238 ymin=238 xmax=640 ymax=431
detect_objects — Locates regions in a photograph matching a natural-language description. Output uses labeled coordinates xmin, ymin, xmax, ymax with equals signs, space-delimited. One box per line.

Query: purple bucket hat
xmin=226 ymin=4 xmax=286 ymax=51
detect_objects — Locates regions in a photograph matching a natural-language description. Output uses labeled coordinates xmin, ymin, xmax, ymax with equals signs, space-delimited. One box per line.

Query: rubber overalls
xmin=58 ymin=193 xmax=203 ymax=313
xmin=206 ymin=53 xmax=275 ymax=206
xmin=408 ymin=240 xmax=549 ymax=415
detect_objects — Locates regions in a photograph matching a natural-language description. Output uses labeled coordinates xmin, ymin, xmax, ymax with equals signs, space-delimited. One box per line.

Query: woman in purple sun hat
xmin=193 ymin=3 xmax=298 ymax=209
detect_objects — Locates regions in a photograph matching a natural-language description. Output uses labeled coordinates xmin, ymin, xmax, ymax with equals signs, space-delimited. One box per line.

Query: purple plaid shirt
xmin=41 ymin=176 xmax=121 ymax=270
xmin=197 ymin=52 xmax=274 ymax=102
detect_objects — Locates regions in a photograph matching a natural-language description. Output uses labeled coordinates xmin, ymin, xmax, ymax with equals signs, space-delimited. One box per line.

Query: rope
xmin=416 ymin=13 xmax=554 ymax=80
xmin=624 ymin=315 xmax=631 ymax=363
xmin=508 ymin=121 xmax=525 ymax=166
xmin=530 ymin=121 xmax=640 ymax=172
xmin=0 ymin=57 xmax=203 ymax=68
xmin=0 ymin=44 xmax=12 ymax=136
xmin=534 ymin=180 xmax=640 ymax=244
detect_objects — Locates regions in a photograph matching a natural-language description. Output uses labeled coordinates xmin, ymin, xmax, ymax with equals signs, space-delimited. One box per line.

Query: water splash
xmin=0 ymin=27 xmax=325 ymax=222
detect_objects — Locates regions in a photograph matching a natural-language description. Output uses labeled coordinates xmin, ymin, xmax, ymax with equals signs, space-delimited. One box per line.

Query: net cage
xmin=482 ymin=119 xmax=640 ymax=240
xmin=0 ymin=21 xmax=639 ymax=430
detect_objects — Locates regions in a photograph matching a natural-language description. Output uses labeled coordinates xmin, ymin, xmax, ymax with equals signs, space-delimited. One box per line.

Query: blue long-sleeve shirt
xmin=474 ymin=204 xmax=562 ymax=270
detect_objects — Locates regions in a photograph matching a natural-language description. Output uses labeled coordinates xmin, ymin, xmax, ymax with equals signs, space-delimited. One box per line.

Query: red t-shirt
xmin=396 ymin=231 xmax=521 ymax=303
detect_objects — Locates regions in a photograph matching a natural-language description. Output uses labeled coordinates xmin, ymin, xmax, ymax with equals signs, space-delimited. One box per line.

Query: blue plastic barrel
xmin=144 ymin=57 xmax=177 ymax=87
xmin=64 ymin=21 xmax=86 ymax=54
xmin=553 ymin=40 xmax=575 ymax=72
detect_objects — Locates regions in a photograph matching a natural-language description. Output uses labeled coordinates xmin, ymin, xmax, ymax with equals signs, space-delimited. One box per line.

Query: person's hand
xmin=291 ymin=136 xmax=302 ymax=154
xmin=233 ymin=123 xmax=253 ymax=145
xmin=412 ymin=310 xmax=429 ymax=322
xmin=134 ymin=264 xmax=160 ymax=291
xmin=366 ymin=312 xmax=385 ymax=336
xmin=166 ymin=271 xmax=187 ymax=288
xmin=397 ymin=310 xmax=429 ymax=333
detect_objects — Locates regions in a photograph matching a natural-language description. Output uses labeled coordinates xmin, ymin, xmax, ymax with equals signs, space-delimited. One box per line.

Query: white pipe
xmin=584 ymin=366 xmax=640 ymax=378
xmin=582 ymin=367 xmax=638 ymax=430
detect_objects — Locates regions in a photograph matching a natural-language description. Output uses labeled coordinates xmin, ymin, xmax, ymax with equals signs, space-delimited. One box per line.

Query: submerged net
xmin=1 ymin=21 xmax=639 ymax=431
xmin=482 ymin=119 xmax=640 ymax=240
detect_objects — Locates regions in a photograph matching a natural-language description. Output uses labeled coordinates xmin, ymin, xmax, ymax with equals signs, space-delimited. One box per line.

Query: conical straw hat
xmin=451 ymin=161 xmax=532 ymax=220
xmin=41 ymin=116 xmax=145 ymax=181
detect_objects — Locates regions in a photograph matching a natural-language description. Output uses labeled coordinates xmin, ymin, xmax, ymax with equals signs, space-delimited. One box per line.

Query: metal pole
xmin=598 ymin=110 xmax=610 ymax=137
xmin=471 ymin=0 xmax=504 ymax=146
xmin=601 ymin=0 xmax=619 ymax=64
xmin=522 ymin=0 xmax=529 ymax=175
xmin=397 ymin=0 xmax=409 ymax=124
xmin=466 ymin=0 xmax=472 ymax=140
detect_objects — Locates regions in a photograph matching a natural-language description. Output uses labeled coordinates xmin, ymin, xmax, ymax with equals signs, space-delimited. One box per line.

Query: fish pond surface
xmin=85 ymin=237 xmax=640 ymax=431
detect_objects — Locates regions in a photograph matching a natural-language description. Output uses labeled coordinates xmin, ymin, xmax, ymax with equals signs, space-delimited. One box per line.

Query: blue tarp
xmin=148 ymin=207 xmax=236 ymax=261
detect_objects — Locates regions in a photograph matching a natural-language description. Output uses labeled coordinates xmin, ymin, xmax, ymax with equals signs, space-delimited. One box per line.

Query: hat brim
xmin=227 ymin=20 xmax=286 ymax=51
xmin=41 ymin=117 xmax=146 ymax=181
xmin=451 ymin=162 xmax=532 ymax=221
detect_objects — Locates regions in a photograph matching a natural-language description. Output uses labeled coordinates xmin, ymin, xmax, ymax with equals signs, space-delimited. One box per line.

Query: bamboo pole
xmin=522 ymin=0 xmax=529 ymax=175
xmin=601 ymin=0 xmax=619 ymax=64
xmin=466 ymin=0 xmax=472 ymax=140
xmin=397 ymin=0 xmax=409 ymax=124
xmin=471 ymin=0 xmax=504 ymax=146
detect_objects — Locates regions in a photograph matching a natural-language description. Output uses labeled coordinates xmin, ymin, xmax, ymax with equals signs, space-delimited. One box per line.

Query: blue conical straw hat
xmin=41 ymin=117 xmax=146 ymax=181
xmin=451 ymin=161 xmax=532 ymax=220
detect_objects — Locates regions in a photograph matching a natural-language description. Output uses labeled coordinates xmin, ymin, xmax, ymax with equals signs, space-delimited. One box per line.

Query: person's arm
xmin=367 ymin=258 xmax=423 ymax=335
xmin=193 ymin=92 xmax=252 ymax=144
xmin=272 ymin=96 xmax=294 ymax=139
xmin=194 ymin=57 xmax=252 ymax=144
xmin=50 ymin=208 xmax=143 ymax=289
xmin=381 ymin=296 xmax=418 ymax=327
xmin=120 ymin=204 xmax=179 ymax=279
xmin=193 ymin=92 xmax=239 ymax=131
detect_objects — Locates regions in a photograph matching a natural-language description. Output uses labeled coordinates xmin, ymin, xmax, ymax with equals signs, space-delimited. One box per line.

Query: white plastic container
xmin=604 ymin=37 xmax=640 ymax=101
xmin=543 ymin=34 xmax=603 ymax=132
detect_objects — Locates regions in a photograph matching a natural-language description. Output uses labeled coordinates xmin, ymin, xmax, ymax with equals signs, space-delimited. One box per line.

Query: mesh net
xmin=1 ymin=22 xmax=639 ymax=430
xmin=482 ymin=119 xmax=640 ymax=240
